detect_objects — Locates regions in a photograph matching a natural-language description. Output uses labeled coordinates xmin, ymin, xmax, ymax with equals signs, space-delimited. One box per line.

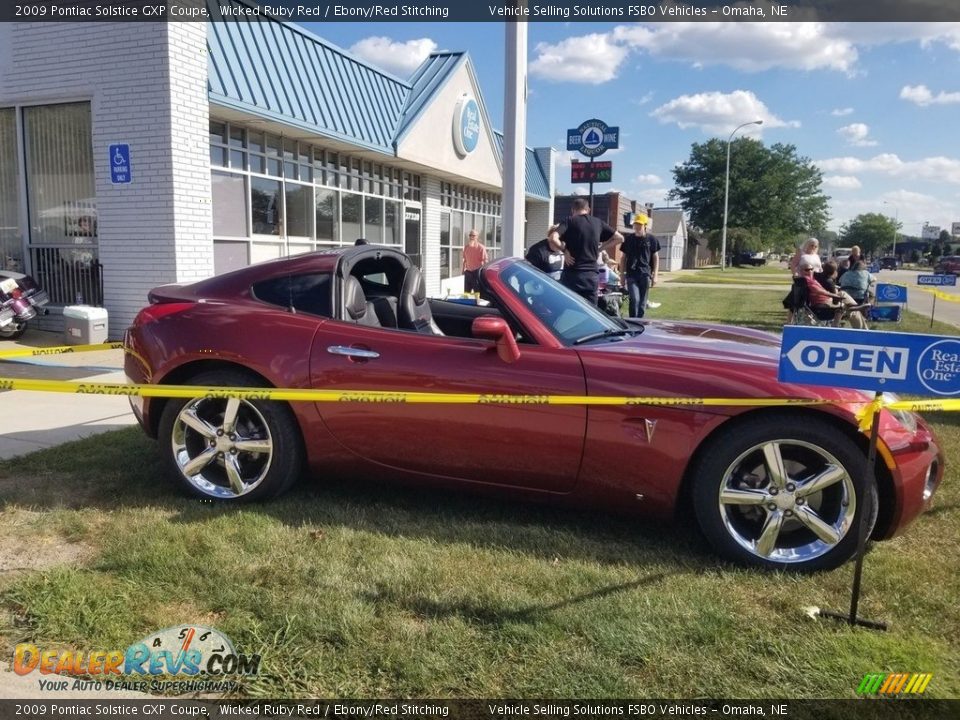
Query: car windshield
xmin=498 ymin=262 xmax=635 ymax=345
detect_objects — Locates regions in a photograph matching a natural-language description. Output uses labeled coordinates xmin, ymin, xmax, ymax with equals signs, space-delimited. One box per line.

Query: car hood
xmin=587 ymin=319 xmax=781 ymax=365
xmin=576 ymin=319 xmax=872 ymax=406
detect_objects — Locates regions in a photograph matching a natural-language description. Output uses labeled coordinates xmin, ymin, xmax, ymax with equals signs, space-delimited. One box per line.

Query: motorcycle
xmin=0 ymin=270 xmax=50 ymax=340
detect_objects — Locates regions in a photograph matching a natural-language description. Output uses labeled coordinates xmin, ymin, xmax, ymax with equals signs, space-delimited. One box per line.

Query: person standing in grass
xmin=619 ymin=212 xmax=660 ymax=318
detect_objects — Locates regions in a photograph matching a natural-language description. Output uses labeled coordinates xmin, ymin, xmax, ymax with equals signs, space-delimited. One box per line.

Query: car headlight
xmin=883 ymin=392 xmax=918 ymax=433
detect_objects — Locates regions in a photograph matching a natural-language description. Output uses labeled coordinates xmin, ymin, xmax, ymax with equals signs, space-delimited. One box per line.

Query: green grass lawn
xmin=1 ymin=290 xmax=957 ymax=699
xmin=666 ymin=265 xmax=793 ymax=286
xmin=648 ymin=287 xmax=960 ymax=338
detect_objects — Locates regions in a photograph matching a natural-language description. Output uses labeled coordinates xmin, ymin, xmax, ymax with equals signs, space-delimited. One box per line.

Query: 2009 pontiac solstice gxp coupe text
xmin=124 ymin=246 xmax=944 ymax=571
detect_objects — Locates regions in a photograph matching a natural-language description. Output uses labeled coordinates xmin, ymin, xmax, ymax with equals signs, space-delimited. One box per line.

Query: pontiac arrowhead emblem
xmin=645 ymin=419 xmax=657 ymax=443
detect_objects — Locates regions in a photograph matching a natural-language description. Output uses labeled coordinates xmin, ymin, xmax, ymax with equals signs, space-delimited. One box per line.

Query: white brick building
xmin=0 ymin=15 xmax=554 ymax=338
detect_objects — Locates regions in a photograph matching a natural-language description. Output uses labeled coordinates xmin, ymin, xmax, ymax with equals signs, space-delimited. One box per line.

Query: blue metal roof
xmin=394 ymin=52 xmax=466 ymax=145
xmin=494 ymin=132 xmax=551 ymax=201
xmin=207 ymin=0 xmax=409 ymax=153
xmin=205 ymin=1 xmax=551 ymax=196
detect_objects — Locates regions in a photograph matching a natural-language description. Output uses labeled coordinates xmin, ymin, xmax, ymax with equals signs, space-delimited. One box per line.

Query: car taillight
xmin=134 ymin=302 xmax=196 ymax=325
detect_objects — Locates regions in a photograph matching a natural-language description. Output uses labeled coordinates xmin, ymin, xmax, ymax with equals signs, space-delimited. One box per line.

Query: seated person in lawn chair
xmin=838 ymin=259 xmax=874 ymax=304
xmin=788 ymin=258 xmax=869 ymax=328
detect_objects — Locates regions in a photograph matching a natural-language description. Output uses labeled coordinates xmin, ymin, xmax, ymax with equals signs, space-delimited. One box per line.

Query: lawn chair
xmin=786 ymin=278 xmax=844 ymax=327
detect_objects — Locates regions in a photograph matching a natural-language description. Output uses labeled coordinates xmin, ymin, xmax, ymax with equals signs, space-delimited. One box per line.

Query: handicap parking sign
xmin=109 ymin=144 xmax=132 ymax=184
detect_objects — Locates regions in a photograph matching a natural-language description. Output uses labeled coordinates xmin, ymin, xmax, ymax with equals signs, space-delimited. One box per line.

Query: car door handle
xmin=327 ymin=345 xmax=380 ymax=359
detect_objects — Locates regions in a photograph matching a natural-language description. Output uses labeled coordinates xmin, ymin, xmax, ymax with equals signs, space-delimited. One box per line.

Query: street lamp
xmin=883 ymin=200 xmax=898 ymax=260
xmin=721 ymin=120 xmax=763 ymax=270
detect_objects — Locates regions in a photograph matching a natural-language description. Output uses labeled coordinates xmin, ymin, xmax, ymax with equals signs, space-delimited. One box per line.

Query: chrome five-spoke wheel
xmin=691 ymin=413 xmax=876 ymax=571
xmin=717 ymin=440 xmax=856 ymax=564
xmin=171 ymin=396 xmax=274 ymax=499
xmin=158 ymin=370 xmax=303 ymax=502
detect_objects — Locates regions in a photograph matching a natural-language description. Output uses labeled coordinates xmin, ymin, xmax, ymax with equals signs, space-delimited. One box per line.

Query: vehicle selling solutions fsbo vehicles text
xmin=491 ymin=5 xmax=787 ymax=18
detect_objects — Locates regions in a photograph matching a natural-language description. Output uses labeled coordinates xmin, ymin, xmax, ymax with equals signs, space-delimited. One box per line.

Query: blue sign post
xmin=779 ymin=325 xmax=959 ymax=629
xmin=566 ymin=118 xmax=619 ymax=211
xmin=109 ymin=144 xmax=132 ymax=184
xmin=918 ymin=274 xmax=957 ymax=327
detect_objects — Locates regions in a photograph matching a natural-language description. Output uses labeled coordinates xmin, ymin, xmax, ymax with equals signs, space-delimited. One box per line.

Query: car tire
xmin=690 ymin=413 xmax=877 ymax=572
xmin=157 ymin=369 xmax=303 ymax=502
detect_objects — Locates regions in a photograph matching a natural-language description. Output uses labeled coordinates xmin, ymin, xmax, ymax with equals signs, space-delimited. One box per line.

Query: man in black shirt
xmin=525 ymin=227 xmax=565 ymax=280
xmin=619 ymin=212 xmax=660 ymax=317
xmin=549 ymin=198 xmax=623 ymax=304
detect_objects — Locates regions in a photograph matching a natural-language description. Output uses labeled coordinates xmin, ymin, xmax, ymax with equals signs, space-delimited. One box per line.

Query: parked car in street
xmin=124 ymin=246 xmax=944 ymax=572
xmin=733 ymin=251 xmax=766 ymax=266
xmin=934 ymin=255 xmax=960 ymax=274
xmin=878 ymin=257 xmax=899 ymax=271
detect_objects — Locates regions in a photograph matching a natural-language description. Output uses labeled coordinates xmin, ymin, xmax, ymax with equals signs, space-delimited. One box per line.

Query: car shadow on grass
xmin=0 ymin=428 xmax=714 ymax=572
xmin=359 ymin=574 xmax=671 ymax=628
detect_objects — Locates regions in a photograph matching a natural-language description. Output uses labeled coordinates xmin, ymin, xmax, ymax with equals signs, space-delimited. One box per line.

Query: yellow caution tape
xmin=918 ymin=287 xmax=960 ymax=302
xmin=0 ymin=376 xmax=837 ymax=407
xmin=0 ymin=345 xmax=956 ymax=425
xmin=0 ymin=342 xmax=123 ymax=359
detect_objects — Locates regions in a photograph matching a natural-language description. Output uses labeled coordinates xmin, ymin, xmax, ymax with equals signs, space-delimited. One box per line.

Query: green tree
xmin=838 ymin=213 xmax=900 ymax=257
xmin=668 ymin=137 xmax=830 ymax=256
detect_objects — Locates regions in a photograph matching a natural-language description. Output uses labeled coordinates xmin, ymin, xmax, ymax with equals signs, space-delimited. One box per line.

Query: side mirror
xmin=471 ymin=315 xmax=521 ymax=364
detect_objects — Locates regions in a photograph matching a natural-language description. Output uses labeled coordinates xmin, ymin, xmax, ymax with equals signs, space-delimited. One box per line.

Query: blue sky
xmin=300 ymin=21 xmax=960 ymax=235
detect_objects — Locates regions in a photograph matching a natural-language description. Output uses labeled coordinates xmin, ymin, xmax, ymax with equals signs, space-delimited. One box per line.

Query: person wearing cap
xmin=618 ymin=212 xmax=660 ymax=318
xmin=549 ymin=198 xmax=623 ymax=304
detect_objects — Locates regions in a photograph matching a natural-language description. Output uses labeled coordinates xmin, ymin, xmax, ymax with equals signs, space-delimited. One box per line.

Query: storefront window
xmin=341 ymin=192 xmax=362 ymax=244
xmin=385 ymin=200 xmax=401 ymax=247
xmin=251 ymin=177 xmax=282 ymax=235
xmin=209 ymin=119 xmax=421 ymax=266
xmin=364 ymin=196 xmax=383 ymax=244
xmin=316 ymin=188 xmax=339 ymax=244
xmin=0 ymin=108 xmax=21 ymax=271
xmin=285 ymin=182 xmax=312 ymax=238
xmin=212 ymin=172 xmax=248 ymax=238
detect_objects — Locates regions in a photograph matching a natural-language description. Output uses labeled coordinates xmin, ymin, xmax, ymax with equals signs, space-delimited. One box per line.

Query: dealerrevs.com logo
xmin=13 ymin=625 xmax=260 ymax=694
xmin=858 ymin=672 xmax=933 ymax=696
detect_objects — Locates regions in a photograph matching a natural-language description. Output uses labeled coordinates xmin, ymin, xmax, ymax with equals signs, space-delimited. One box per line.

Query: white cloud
xmin=529 ymin=33 xmax=630 ymax=83
xmin=822 ymin=175 xmax=862 ymax=190
xmin=348 ymin=37 xmax=437 ymax=77
xmin=900 ymin=84 xmax=960 ymax=107
xmin=831 ymin=107 xmax=854 ymax=116
xmin=634 ymin=173 xmax=662 ymax=185
xmin=530 ymin=22 xmax=960 ymax=86
xmin=837 ymin=123 xmax=878 ymax=147
xmin=613 ymin=22 xmax=859 ymax=73
xmin=650 ymin=90 xmax=799 ymax=135
xmin=828 ymin=188 xmax=956 ymax=233
xmin=816 ymin=153 xmax=960 ymax=184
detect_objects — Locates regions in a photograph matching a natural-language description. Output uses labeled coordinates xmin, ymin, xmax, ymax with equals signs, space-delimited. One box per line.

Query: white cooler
xmin=63 ymin=305 xmax=109 ymax=345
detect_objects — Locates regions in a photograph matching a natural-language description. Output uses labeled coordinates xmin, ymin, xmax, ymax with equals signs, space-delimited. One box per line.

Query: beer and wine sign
xmin=566 ymin=118 xmax=618 ymax=185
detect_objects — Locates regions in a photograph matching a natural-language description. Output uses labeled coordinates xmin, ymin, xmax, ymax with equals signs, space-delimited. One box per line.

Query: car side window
xmin=252 ymin=273 xmax=332 ymax=317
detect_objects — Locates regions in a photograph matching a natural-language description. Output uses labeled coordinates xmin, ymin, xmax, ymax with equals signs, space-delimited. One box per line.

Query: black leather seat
xmin=343 ymin=276 xmax=381 ymax=327
xmin=398 ymin=266 xmax=442 ymax=334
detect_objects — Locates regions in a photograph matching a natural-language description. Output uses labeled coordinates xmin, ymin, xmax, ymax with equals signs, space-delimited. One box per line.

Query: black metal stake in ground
xmin=817 ymin=390 xmax=888 ymax=631
xmin=930 ymin=294 xmax=937 ymax=328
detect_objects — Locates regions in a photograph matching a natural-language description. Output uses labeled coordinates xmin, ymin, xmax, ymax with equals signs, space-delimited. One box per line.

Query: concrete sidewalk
xmin=0 ymin=329 xmax=136 ymax=460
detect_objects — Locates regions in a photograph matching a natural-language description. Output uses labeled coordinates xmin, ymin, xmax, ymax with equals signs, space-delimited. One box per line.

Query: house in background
xmin=649 ymin=208 xmax=687 ymax=271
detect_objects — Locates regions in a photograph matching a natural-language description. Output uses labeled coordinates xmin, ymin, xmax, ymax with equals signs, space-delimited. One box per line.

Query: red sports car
xmin=124 ymin=247 xmax=944 ymax=571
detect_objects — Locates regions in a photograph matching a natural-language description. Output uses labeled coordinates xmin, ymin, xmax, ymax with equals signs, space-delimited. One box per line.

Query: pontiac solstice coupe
xmin=124 ymin=246 xmax=943 ymax=571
